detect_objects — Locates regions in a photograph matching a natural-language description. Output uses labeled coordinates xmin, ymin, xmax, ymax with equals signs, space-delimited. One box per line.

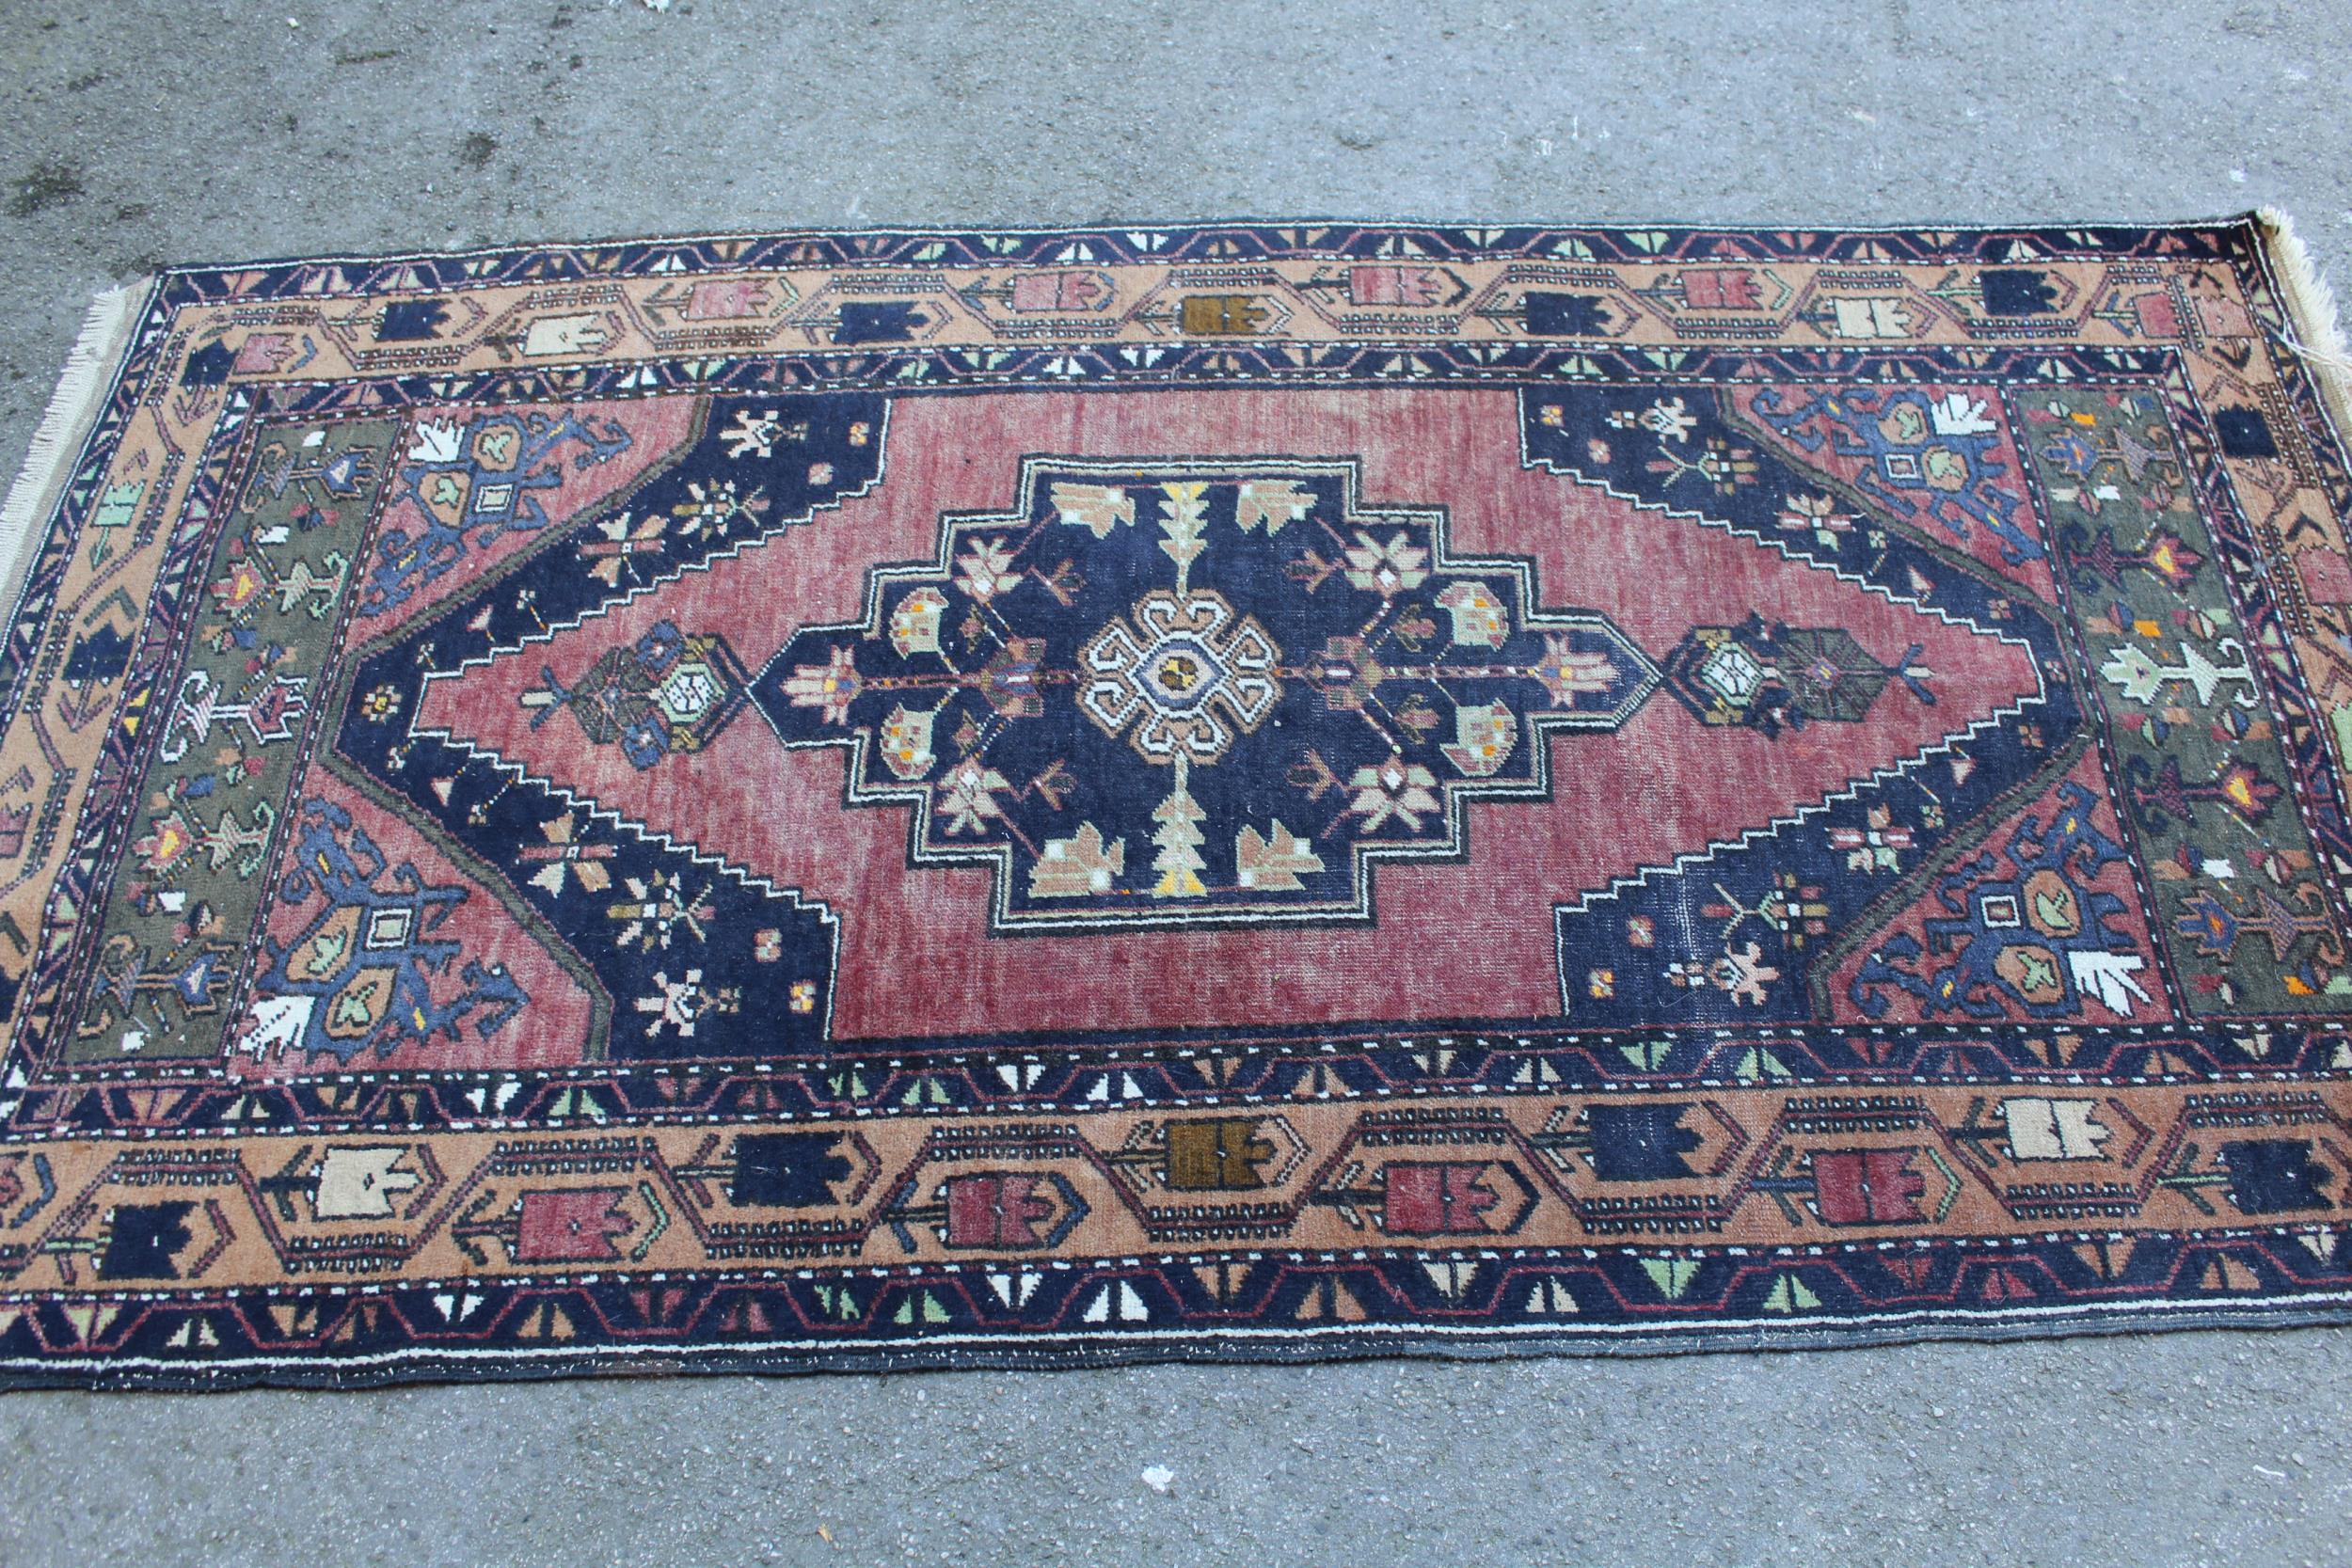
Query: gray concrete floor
xmin=2 ymin=2 xmax=2350 ymax=1563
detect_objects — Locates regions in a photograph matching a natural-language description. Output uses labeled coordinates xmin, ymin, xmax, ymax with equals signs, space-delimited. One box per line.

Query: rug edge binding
xmin=3 ymin=1294 xmax=2351 ymax=1392
xmin=2255 ymin=206 xmax=2352 ymax=458
xmin=0 ymin=280 xmax=153 ymax=630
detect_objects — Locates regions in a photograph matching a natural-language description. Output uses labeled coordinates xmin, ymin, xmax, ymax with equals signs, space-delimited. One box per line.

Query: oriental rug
xmin=0 ymin=215 xmax=2349 ymax=1388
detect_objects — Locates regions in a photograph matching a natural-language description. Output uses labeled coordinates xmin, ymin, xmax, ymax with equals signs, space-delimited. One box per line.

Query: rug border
xmin=141 ymin=209 xmax=2277 ymax=277
xmin=8 ymin=1292 xmax=2352 ymax=1393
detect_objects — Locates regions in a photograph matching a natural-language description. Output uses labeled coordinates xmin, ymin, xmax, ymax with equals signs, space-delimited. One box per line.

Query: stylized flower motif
xmin=1878 ymin=400 xmax=1931 ymax=445
xmin=1439 ymin=701 xmax=1518 ymax=778
xmin=1434 ymin=583 xmax=1510 ymax=649
xmin=1051 ymin=482 xmax=1136 ymax=538
xmin=1690 ymin=438 xmax=1756 ymax=489
xmin=2099 ymin=643 xmax=2167 ymax=705
xmin=635 ymin=968 xmax=739 ymax=1038
xmin=2174 ymin=890 xmax=2241 ymax=959
xmin=785 ymin=646 xmax=861 ymax=724
xmin=672 ymin=478 xmax=770 ymax=540
xmin=508 ymin=1187 xmax=633 ymax=1264
xmin=1347 ymin=265 xmax=1445 ymax=307
xmin=1682 ymin=267 xmax=1763 ymax=310
xmin=226 ymin=331 xmax=293 ymax=375
xmin=134 ymin=811 xmax=199 ymax=874
xmin=580 ymin=512 xmax=670 ymax=587
xmin=2040 ymin=430 xmax=2100 ymax=477
xmin=407 ymin=419 xmax=464 ymax=465
xmin=1532 ymin=636 xmax=1618 ymax=706
xmin=1031 ymin=822 xmax=1126 ymax=899
xmin=877 ymin=705 xmax=939 ymax=780
xmin=527 ymin=808 xmax=616 ymax=893
xmin=941 ymin=1173 xmax=1058 ymax=1249
xmin=2140 ymin=529 xmax=2202 ymax=591
xmin=1777 ymin=492 xmax=1855 ymax=546
xmin=1707 ymin=942 xmax=1780 ymax=1006
xmin=687 ymin=280 xmax=770 ymax=322
xmin=310 ymin=1146 xmax=424 ymax=1220
xmin=956 ymin=536 xmax=1022 ymax=602
xmin=888 ymin=587 xmax=949 ymax=657
xmin=1342 ymin=531 xmax=1430 ymax=596
xmin=789 ymin=981 xmax=818 ymax=1014
xmin=359 ymin=684 xmax=403 ymax=722
xmin=1011 ymin=270 xmax=1112 ymax=311
xmin=1639 ymin=395 xmax=1696 ymax=444
xmin=1304 ymin=635 xmax=1381 ymax=713
xmin=211 ymin=560 xmax=267 ymax=612
xmin=936 ymin=758 xmax=1011 ymax=836
xmin=2067 ymin=949 xmax=2152 ymax=1018
xmin=607 ymin=870 xmax=712 ymax=953
xmin=1830 ymin=804 xmax=1915 ymax=873
xmin=720 ymin=407 xmax=787 ymax=459
xmin=1346 ymin=756 xmax=1441 ymax=832
xmin=2215 ymin=760 xmax=2282 ymax=822
xmin=1927 ymin=392 xmax=1998 ymax=437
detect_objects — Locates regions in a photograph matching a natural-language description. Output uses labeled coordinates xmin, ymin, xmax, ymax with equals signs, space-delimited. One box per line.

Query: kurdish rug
xmin=0 ymin=216 xmax=2348 ymax=1388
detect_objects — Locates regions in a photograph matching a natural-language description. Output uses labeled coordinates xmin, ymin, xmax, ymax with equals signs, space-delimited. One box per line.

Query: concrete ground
xmin=2 ymin=2 xmax=2350 ymax=1562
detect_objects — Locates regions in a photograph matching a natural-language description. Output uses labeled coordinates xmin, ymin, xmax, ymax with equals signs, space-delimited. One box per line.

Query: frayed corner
xmin=0 ymin=280 xmax=151 ymax=623
xmin=2255 ymin=207 xmax=2352 ymax=456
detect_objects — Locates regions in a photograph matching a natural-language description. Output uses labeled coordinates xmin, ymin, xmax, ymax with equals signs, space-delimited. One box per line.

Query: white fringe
xmin=0 ymin=281 xmax=151 ymax=620
xmin=2255 ymin=206 xmax=2352 ymax=454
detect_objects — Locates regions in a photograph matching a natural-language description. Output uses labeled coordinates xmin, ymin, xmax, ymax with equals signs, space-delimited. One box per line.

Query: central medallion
xmin=749 ymin=457 xmax=1928 ymax=931
xmin=1079 ymin=589 xmax=1281 ymax=765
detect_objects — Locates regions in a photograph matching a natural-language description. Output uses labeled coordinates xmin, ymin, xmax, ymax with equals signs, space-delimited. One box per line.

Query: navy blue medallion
xmin=749 ymin=458 xmax=1900 ymax=930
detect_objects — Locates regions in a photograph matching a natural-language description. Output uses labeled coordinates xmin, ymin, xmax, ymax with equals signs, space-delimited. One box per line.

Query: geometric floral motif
xmin=237 ymin=799 xmax=527 ymax=1066
xmin=1849 ymin=780 xmax=2153 ymax=1019
xmin=361 ymin=408 xmax=635 ymax=617
xmin=526 ymin=619 xmax=750 ymax=770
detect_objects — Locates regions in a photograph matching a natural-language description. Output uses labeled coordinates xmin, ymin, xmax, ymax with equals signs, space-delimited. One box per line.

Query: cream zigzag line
xmin=1549 ymin=702 xmax=2041 ymax=920
xmin=404 ymin=721 xmax=829 ymax=913
xmin=415 ymin=396 xmax=893 ymax=692
xmin=403 ymin=724 xmax=844 ymax=1043
xmin=1519 ymin=431 xmax=2053 ymax=920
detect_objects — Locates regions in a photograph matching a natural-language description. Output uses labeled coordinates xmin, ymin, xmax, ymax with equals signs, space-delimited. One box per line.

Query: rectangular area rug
xmin=0 ymin=215 xmax=2348 ymax=1388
